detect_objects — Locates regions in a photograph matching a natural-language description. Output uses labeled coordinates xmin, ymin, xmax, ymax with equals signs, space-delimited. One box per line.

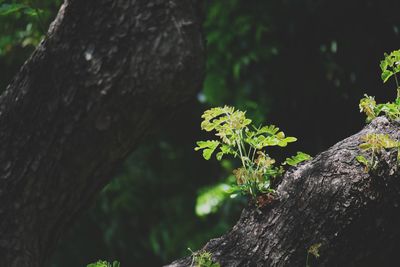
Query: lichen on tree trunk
xmin=167 ymin=117 xmax=400 ymax=267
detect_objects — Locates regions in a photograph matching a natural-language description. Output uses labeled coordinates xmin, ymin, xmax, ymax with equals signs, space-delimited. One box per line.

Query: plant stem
xmin=394 ymin=74 xmax=400 ymax=99
xmin=236 ymin=139 xmax=246 ymax=169
xmin=251 ymin=148 xmax=256 ymax=162
xmin=248 ymin=146 xmax=252 ymax=160
xmin=239 ymin=130 xmax=249 ymax=158
xmin=305 ymin=252 xmax=310 ymax=267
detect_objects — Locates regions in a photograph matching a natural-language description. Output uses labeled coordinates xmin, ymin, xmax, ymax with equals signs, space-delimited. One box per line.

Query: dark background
xmin=1 ymin=0 xmax=399 ymax=266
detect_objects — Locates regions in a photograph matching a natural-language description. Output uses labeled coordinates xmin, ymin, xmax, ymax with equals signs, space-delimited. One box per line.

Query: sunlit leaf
xmin=356 ymin=155 xmax=369 ymax=167
xmin=195 ymin=140 xmax=220 ymax=160
xmin=381 ymin=70 xmax=393 ymax=83
xmin=283 ymin=152 xmax=312 ymax=166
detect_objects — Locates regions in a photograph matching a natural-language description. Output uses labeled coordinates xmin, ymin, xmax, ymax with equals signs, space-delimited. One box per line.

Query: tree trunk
xmin=167 ymin=117 xmax=400 ymax=267
xmin=0 ymin=0 xmax=205 ymax=266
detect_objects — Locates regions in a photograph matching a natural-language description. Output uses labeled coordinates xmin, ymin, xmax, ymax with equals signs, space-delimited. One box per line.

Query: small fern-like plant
xmin=195 ymin=106 xmax=311 ymax=202
xmin=306 ymin=243 xmax=322 ymax=267
xmin=358 ymin=49 xmax=400 ymax=169
xmin=356 ymin=133 xmax=399 ymax=170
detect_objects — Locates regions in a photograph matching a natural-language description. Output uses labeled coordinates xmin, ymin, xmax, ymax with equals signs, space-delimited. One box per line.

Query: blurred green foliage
xmin=86 ymin=260 xmax=120 ymax=267
xmin=1 ymin=0 xmax=400 ymax=266
xmin=0 ymin=0 xmax=61 ymax=90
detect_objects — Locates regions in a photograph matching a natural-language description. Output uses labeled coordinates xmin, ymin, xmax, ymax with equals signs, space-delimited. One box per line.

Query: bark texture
xmin=0 ymin=0 xmax=205 ymax=266
xmin=168 ymin=117 xmax=400 ymax=267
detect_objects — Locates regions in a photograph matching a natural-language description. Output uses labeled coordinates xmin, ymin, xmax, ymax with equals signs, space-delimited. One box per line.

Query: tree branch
xmin=0 ymin=1 xmax=205 ymax=266
xmin=167 ymin=117 xmax=400 ymax=267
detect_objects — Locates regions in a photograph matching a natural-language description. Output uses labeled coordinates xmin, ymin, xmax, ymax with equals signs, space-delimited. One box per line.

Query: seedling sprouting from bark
xmin=195 ymin=106 xmax=311 ymax=202
xmin=188 ymin=248 xmax=220 ymax=267
xmin=356 ymin=133 xmax=399 ymax=170
xmin=358 ymin=50 xmax=400 ymax=169
xmin=306 ymin=243 xmax=322 ymax=267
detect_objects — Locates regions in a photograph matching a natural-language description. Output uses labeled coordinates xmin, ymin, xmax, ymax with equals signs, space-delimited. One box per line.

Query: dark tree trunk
xmin=0 ymin=0 xmax=205 ymax=266
xmin=167 ymin=117 xmax=400 ymax=267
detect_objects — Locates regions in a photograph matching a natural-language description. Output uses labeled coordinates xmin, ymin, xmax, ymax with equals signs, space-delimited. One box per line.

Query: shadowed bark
xmin=167 ymin=117 xmax=400 ymax=267
xmin=0 ymin=0 xmax=205 ymax=266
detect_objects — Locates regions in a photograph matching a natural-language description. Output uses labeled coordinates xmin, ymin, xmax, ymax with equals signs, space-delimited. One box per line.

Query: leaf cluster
xmin=359 ymin=95 xmax=400 ymax=122
xmin=358 ymin=49 xmax=400 ymax=171
xmin=195 ymin=106 xmax=311 ymax=200
xmin=306 ymin=243 xmax=322 ymax=267
xmin=360 ymin=50 xmax=400 ymax=123
xmin=380 ymin=49 xmax=400 ymax=86
xmin=0 ymin=3 xmax=41 ymax=17
xmin=189 ymin=249 xmax=220 ymax=267
xmin=356 ymin=133 xmax=399 ymax=170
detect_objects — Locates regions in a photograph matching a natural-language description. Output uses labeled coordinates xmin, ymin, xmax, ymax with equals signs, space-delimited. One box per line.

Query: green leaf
xmin=283 ymin=152 xmax=312 ymax=166
xmin=0 ymin=3 xmax=42 ymax=18
xmin=359 ymin=143 xmax=372 ymax=150
xmin=276 ymin=137 xmax=297 ymax=147
xmin=356 ymin=155 xmax=369 ymax=166
xmin=381 ymin=70 xmax=393 ymax=83
xmin=359 ymin=95 xmax=377 ymax=122
xmin=216 ymin=144 xmax=235 ymax=160
xmin=360 ymin=133 xmax=399 ymax=151
xmin=254 ymin=124 xmax=280 ymax=136
xmin=195 ymin=140 xmax=220 ymax=160
xmin=380 ymin=49 xmax=400 ymax=83
xmin=283 ymin=136 xmax=297 ymax=143
xmin=308 ymin=243 xmax=322 ymax=258
xmin=23 ymin=7 xmax=42 ymax=17
xmin=261 ymin=136 xmax=280 ymax=146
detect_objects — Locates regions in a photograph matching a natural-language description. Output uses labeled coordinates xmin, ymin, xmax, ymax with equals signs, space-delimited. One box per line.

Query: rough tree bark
xmin=168 ymin=117 xmax=400 ymax=267
xmin=0 ymin=0 xmax=205 ymax=266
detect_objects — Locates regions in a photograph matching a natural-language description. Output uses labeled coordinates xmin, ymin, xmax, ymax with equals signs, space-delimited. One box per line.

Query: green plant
xmin=356 ymin=133 xmax=399 ymax=170
xmin=195 ymin=106 xmax=311 ymax=201
xmin=360 ymin=50 xmax=400 ymax=122
xmin=359 ymin=94 xmax=400 ymax=122
xmin=306 ymin=243 xmax=321 ymax=267
xmin=358 ymin=50 xmax=400 ymax=169
xmin=380 ymin=49 xmax=400 ymax=99
xmin=0 ymin=2 xmax=40 ymax=17
xmin=188 ymin=248 xmax=220 ymax=267
xmin=86 ymin=260 xmax=120 ymax=267
xmin=0 ymin=1 xmax=45 ymax=33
